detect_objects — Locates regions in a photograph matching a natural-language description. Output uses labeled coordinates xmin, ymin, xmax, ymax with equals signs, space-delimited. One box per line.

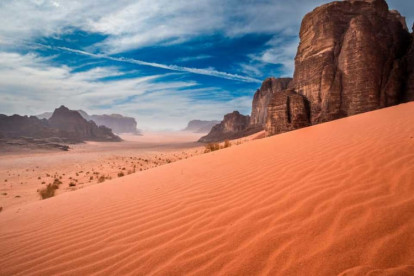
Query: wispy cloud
xmin=36 ymin=44 xmax=262 ymax=83
xmin=176 ymin=55 xmax=212 ymax=63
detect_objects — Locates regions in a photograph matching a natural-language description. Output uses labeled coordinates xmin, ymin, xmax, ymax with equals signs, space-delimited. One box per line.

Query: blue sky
xmin=0 ymin=0 xmax=413 ymax=130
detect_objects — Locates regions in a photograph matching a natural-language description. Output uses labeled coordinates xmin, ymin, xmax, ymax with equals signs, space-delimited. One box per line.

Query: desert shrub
xmin=39 ymin=183 xmax=59 ymax=199
xmin=224 ymin=140 xmax=231 ymax=148
xmin=118 ymin=172 xmax=125 ymax=177
xmin=98 ymin=175 xmax=106 ymax=183
xmin=204 ymin=143 xmax=220 ymax=153
xmin=69 ymin=182 xmax=76 ymax=187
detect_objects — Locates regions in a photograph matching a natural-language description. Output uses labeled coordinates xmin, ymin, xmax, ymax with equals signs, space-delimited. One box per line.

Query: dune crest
xmin=0 ymin=103 xmax=413 ymax=275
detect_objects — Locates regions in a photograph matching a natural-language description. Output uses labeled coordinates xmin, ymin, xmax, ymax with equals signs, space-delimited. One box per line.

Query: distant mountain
xmin=48 ymin=106 xmax=121 ymax=142
xmin=1 ymin=106 xmax=121 ymax=143
xmin=78 ymin=111 xmax=139 ymax=134
xmin=183 ymin=120 xmax=220 ymax=133
xmin=37 ymin=110 xmax=139 ymax=134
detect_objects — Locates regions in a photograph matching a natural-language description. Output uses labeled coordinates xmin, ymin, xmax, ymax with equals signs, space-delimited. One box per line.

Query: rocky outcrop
xmin=266 ymin=90 xmax=310 ymax=135
xmin=250 ymin=77 xmax=292 ymax=127
xmin=49 ymin=106 xmax=121 ymax=142
xmin=199 ymin=111 xmax=255 ymax=143
xmin=78 ymin=111 xmax=139 ymax=134
xmin=291 ymin=0 xmax=410 ymax=124
xmin=184 ymin=120 xmax=220 ymax=133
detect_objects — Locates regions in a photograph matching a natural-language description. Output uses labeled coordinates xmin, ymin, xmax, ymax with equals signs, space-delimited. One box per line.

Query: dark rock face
xmin=184 ymin=120 xmax=220 ymax=133
xmin=49 ymin=106 xmax=121 ymax=142
xmin=0 ymin=106 xmax=121 ymax=143
xmin=38 ymin=110 xmax=139 ymax=134
xmin=78 ymin=111 xmax=139 ymax=134
xmin=266 ymin=90 xmax=311 ymax=135
xmin=291 ymin=0 xmax=410 ymax=124
xmin=0 ymin=114 xmax=58 ymax=139
xmin=199 ymin=111 xmax=254 ymax=143
xmin=250 ymin=77 xmax=292 ymax=127
xmin=403 ymin=25 xmax=414 ymax=102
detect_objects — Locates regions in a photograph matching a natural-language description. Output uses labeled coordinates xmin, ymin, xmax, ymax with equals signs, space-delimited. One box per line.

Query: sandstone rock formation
xmin=250 ymin=77 xmax=292 ymax=127
xmin=291 ymin=0 xmax=410 ymax=124
xmin=184 ymin=120 xmax=220 ymax=133
xmin=49 ymin=106 xmax=121 ymax=142
xmin=266 ymin=90 xmax=310 ymax=135
xmin=199 ymin=111 xmax=252 ymax=143
xmin=265 ymin=0 xmax=413 ymax=137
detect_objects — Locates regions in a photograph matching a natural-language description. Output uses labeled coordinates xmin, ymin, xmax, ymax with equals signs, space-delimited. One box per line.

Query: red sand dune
xmin=1 ymin=103 xmax=414 ymax=275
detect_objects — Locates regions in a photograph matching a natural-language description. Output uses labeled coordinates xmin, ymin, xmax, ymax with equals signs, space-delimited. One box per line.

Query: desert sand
xmin=0 ymin=103 xmax=413 ymax=275
xmin=0 ymin=131 xmax=209 ymax=210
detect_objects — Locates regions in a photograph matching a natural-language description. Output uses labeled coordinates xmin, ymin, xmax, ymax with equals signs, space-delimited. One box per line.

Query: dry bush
xmin=39 ymin=183 xmax=59 ymax=199
xmin=204 ymin=143 xmax=220 ymax=153
xmin=224 ymin=140 xmax=231 ymax=148
xmin=98 ymin=175 xmax=106 ymax=183
xmin=118 ymin=172 xmax=125 ymax=177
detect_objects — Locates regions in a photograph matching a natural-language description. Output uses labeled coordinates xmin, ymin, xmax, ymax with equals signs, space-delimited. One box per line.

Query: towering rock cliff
xmin=199 ymin=111 xmax=252 ymax=143
xmin=265 ymin=0 xmax=413 ymax=136
xmin=290 ymin=0 xmax=410 ymax=124
xmin=250 ymin=77 xmax=292 ymax=127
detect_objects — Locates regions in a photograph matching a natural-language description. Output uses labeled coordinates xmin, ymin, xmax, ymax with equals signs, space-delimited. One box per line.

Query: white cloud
xmin=259 ymin=37 xmax=299 ymax=76
xmin=0 ymin=0 xmax=335 ymax=53
xmin=0 ymin=51 xmax=252 ymax=130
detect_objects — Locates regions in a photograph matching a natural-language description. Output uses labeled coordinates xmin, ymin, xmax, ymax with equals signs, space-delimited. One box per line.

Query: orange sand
xmin=0 ymin=103 xmax=413 ymax=275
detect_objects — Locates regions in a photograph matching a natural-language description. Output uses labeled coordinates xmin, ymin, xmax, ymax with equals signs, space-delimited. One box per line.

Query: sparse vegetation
xmin=118 ymin=172 xmax=125 ymax=177
xmin=224 ymin=140 xmax=231 ymax=148
xmin=39 ymin=183 xmax=59 ymax=199
xmin=204 ymin=143 xmax=220 ymax=153
xmin=98 ymin=175 xmax=106 ymax=183
xmin=69 ymin=182 xmax=76 ymax=187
